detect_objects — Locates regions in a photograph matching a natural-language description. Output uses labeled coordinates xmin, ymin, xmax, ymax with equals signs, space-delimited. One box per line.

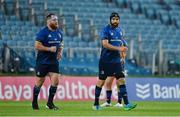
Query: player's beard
xmin=49 ymin=23 xmax=58 ymax=30
xmin=111 ymin=22 xmax=119 ymax=28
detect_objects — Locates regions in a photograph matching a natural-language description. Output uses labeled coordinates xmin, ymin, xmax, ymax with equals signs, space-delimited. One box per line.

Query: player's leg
xmin=116 ymin=77 xmax=137 ymax=110
xmin=93 ymin=62 xmax=112 ymax=110
xmin=32 ymin=77 xmax=45 ymax=110
xmin=115 ymin=64 xmax=137 ymax=110
xmin=114 ymin=57 xmax=126 ymax=107
xmin=32 ymin=64 xmax=47 ymax=110
xmin=101 ymin=77 xmax=114 ymax=107
xmin=93 ymin=78 xmax=106 ymax=110
xmin=113 ymin=80 xmax=123 ymax=108
xmin=47 ymin=72 xmax=59 ymax=110
xmin=46 ymin=64 xmax=60 ymax=110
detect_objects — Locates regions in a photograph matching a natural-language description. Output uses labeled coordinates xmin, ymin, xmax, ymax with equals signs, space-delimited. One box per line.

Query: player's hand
xmin=57 ymin=52 xmax=62 ymax=60
xmin=57 ymin=47 xmax=63 ymax=60
xmin=121 ymin=58 xmax=125 ymax=64
xmin=119 ymin=46 xmax=128 ymax=52
xmin=120 ymin=52 xmax=125 ymax=58
xmin=49 ymin=46 xmax=57 ymax=53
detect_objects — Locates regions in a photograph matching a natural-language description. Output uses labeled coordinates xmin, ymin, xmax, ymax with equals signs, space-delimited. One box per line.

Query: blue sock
xmin=94 ymin=86 xmax=102 ymax=106
xmin=32 ymin=85 xmax=41 ymax=103
xmin=48 ymin=85 xmax=57 ymax=104
xmin=106 ymin=90 xmax=112 ymax=104
xmin=119 ymin=84 xmax=129 ymax=105
xmin=117 ymin=91 xmax=122 ymax=104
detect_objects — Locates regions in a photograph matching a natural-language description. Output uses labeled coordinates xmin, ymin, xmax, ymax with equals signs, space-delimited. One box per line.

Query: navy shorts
xmin=98 ymin=61 xmax=124 ymax=80
xmin=35 ymin=64 xmax=59 ymax=77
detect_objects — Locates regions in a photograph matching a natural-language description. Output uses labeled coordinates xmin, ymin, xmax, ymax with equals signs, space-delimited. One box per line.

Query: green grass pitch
xmin=0 ymin=101 xmax=180 ymax=116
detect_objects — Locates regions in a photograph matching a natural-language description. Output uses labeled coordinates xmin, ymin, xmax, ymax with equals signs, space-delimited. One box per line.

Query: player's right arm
xmin=120 ymin=51 xmax=126 ymax=64
xmin=102 ymin=40 xmax=127 ymax=52
xmin=35 ymin=41 xmax=56 ymax=52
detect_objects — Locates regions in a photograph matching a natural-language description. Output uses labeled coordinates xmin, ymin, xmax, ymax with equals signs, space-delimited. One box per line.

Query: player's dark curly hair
xmin=110 ymin=12 xmax=120 ymax=21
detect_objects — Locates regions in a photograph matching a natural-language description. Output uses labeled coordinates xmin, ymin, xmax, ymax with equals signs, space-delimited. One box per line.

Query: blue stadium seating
xmin=0 ymin=0 xmax=179 ymax=75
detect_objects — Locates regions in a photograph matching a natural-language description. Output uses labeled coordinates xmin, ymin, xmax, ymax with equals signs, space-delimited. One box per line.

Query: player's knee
xmin=96 ymin=79 xmax=105 ymax=87
xmin=51 ymin=79 xmax=59 ymax=86
xmin=105 ymin=79 xmax=113 ymax=88
xmin=105 ymin=82 xmax=112 ymax=89
xmin=53 ymin=82 xmax=59 ymax=86
xmin=54 ymin=80 xmax=59 ymax=86
xmin=35 ymin=78 xmax=45 ymax=87
xmin=115 ymin=72 xmax=125 ymax=79
xmin=105 ymin=83 xmax=112 ymax=90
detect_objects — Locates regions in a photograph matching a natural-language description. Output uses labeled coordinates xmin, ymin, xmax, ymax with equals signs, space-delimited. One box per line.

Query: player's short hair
xmin=46 ymin=13 xmax=58 ymax=21
xmin=110 ymin=12 xmax=120 ymax=20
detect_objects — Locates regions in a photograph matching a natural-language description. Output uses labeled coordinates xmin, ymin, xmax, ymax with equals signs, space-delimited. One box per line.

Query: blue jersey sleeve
xmin=58 ymin=30 xmax=64 ymax=47
xmin=100 ymin=27 xmax=109 ymax=40
xmin=122 ymin=39 xmax=128 ymax=47
xmin=60 ymin=31 xmax=63 ymax=42
xmin=36 ymin=30 xmax=46 ymax=42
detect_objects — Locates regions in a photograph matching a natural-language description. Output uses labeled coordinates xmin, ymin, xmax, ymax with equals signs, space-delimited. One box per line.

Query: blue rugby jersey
xmin=100 ymin=24 xmax=126 ymax=63
xmin=35 ymin=26 xmax=63 ymax=64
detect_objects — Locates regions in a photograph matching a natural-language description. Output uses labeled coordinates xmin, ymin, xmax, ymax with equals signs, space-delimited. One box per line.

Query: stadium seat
xmin=1 ymin=0 xmax=179 ymax=75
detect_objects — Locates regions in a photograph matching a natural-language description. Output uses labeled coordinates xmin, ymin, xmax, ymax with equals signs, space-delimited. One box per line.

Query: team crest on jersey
xmin=100 ymin=70 xmax=104 ymax=75
xmin=48 ymin=34 xmax=52 ymax=38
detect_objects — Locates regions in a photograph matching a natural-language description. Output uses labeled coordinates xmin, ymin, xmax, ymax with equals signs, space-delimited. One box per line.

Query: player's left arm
xmin=57 ymin=42 xmax=64 ymax=60
xmin=120 ymin=39 xmax=128 ymax=64
xmin=120 ymin=50 xmax=126 ymax=64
